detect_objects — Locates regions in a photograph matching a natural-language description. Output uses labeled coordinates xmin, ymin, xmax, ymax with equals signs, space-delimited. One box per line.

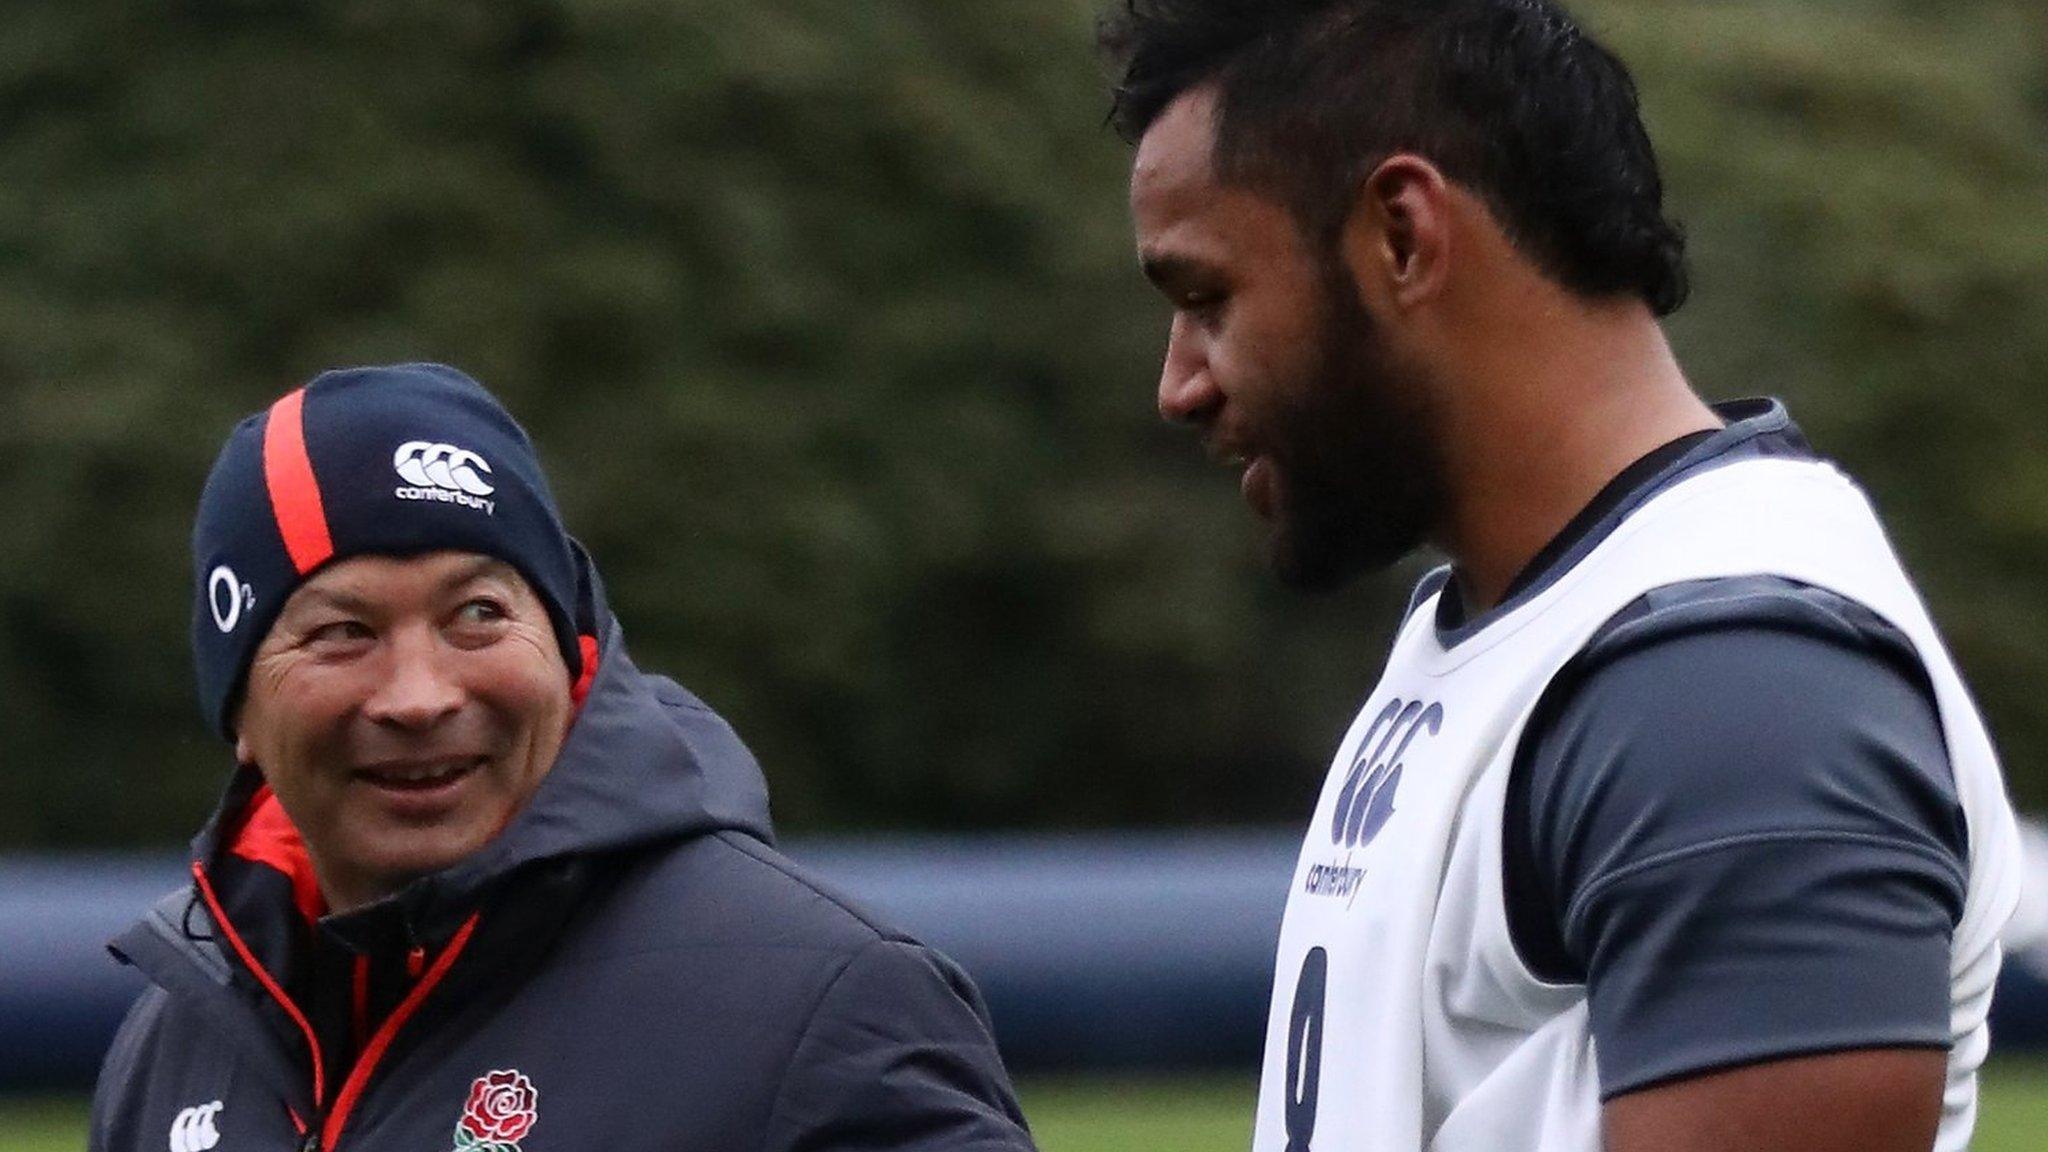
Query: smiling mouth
xmin=354 ymin=757 xmax=485 ymax=792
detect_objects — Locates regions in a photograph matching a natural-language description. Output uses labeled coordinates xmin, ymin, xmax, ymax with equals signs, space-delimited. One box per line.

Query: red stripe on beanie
xmin=262 ymin=388 xmax=334 ymax=573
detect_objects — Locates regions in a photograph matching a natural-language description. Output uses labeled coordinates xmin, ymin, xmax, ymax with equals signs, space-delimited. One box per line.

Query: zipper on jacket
xmin=194 ymin=861 xmax=483 ymax=1152
xmin=318 ymin=912 xmax=481 ymax=1150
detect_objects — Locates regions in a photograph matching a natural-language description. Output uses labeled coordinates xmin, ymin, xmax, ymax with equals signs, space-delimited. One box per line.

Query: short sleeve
xmin=763 ymin=938 xmax=1036 ymax=1152
xmin=1504 ymin=577 xmax=1970 ymax=1098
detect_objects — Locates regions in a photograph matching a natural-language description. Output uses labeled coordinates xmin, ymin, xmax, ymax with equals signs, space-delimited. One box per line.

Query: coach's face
xmin=1130 ymin=87 xmax=1442 ymax=591
xmin=235 ymin=551 xmax=573 ymax=913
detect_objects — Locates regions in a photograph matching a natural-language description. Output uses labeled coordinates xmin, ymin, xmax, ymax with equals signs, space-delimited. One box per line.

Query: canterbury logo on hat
xmin=394 ymin=440 xmax=497 ymax=514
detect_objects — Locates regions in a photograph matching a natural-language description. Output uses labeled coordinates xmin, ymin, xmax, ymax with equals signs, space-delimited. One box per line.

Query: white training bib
xmin=1250 ymin=456 xmax=2024 ymax=1152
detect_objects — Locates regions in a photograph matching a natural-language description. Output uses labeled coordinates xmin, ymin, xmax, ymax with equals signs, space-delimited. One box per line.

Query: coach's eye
xmin=305 ymin=619 xmax=373 ymax=647
xmin=455 ymin=598 xmax=507 ymax=626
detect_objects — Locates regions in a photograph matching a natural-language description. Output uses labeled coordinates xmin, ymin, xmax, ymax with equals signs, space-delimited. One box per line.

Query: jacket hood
xmin=187 ymin=543 xmax=775 ymax=949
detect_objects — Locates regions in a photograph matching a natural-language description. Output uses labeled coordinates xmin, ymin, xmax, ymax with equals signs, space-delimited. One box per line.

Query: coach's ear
xmin=1341 ymin=153 xmax=1454 ymax=315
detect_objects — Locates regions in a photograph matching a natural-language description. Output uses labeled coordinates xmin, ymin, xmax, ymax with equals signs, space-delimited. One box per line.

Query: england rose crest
xmin=453 ymin=1069 xmax=538 ymax=1152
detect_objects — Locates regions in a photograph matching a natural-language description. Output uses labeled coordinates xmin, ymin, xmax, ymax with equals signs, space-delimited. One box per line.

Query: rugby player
xmin=1099 ymin=2 xmax=2026 ymax=1149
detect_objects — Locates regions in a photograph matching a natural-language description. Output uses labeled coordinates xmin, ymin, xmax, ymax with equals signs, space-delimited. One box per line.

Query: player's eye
xmin=1179 ymin=289 xmax=1227 ymax=326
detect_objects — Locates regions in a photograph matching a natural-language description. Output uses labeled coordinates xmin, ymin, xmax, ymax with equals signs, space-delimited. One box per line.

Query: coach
xmin=91 ymin=364 xmax=1035 ymax=1152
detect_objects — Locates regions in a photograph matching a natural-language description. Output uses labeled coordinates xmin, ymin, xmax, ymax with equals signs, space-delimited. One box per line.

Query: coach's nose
xmin=366 ymin=625 xmax=465 ymax=731
xmin=1157 ymin=312 xmax=1220 ymax=427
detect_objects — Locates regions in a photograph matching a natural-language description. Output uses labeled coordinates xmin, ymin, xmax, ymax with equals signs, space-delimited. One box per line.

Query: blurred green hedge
xmin=1 ymin=0 xmax=2043 ymax=847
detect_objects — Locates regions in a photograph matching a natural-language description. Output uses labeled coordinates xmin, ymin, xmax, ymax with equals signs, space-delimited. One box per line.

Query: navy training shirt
xmin=1436 ymin=400 xmax=1969 ymax=1098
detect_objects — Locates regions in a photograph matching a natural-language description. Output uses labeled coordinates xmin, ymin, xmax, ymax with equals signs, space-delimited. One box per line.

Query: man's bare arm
xmin=1604 ymin=1048 xmax=1945 ymax=1152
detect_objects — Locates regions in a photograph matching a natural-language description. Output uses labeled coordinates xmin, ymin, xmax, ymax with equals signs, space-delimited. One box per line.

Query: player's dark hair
xmin=1099 ymin=0 xmax=1689 ymax=316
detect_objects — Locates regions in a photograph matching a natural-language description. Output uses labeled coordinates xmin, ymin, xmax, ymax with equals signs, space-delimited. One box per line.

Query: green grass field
xmin=8 ymin=1063 xmax=2045 ymax=1150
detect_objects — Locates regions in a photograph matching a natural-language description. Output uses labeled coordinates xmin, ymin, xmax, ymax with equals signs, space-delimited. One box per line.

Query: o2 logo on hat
xmin=394 ymin=441 xmax=497 ymax=515
xmin=207 ymin=565 xmax=254 ymax=633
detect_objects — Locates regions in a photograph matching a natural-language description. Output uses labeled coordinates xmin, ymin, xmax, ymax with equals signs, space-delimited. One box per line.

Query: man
xmin=1099 ymin=2 xmax=2024 ymax=1150
xmin=91 ymin=364 xmax=1035 ymax=1152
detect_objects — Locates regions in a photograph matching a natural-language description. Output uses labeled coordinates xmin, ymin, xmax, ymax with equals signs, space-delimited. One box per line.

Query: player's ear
xmin=1340 ymin=154 xmax=1453 ymax=313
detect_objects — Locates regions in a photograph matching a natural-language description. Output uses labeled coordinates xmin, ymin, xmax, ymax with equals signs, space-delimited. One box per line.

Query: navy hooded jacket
xmin=91 ymin=561 xmax=1035 ymax=1152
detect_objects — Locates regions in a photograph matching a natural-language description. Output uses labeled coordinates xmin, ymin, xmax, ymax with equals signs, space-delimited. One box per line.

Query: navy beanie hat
xmin=191 ymin=363 xmax=584 ymax=739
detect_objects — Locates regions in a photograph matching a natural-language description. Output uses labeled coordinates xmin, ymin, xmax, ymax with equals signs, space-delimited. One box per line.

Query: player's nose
xmin=1157 ymin=314 xmax=1219 ymax=426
